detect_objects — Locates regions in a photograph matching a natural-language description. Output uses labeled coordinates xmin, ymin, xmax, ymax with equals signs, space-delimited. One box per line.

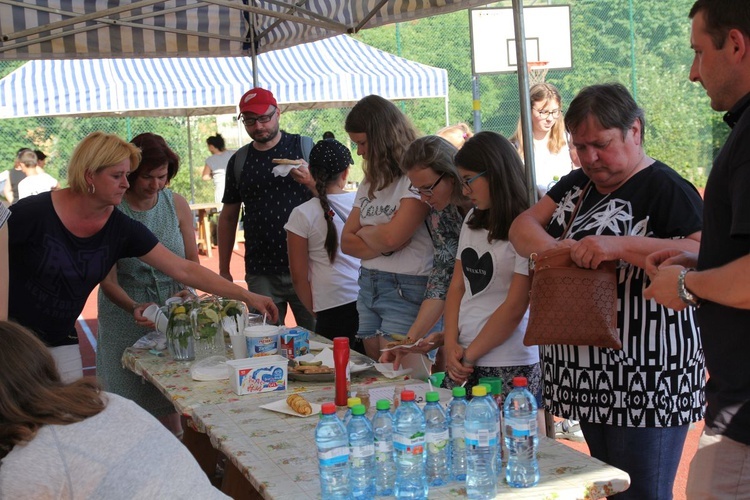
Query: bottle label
xmin=426 ymin=429 xmax=449 ymax=444
xmin=506 ymin=417 xmax=537 ymax=437
xmin=394 ymin=432 xmax=425 ymax=455
xmin=465 ymin=429 xmax=499 ymax=447
xmin=350 ymin=444 xmax=375 ymax=458
xmin=318 ymin=446 xmax=349 ymax=466
xmin=450 ymin=425 xmax=465 ymax=440
xmin=375 ymin=439 xmax=394 ymax=455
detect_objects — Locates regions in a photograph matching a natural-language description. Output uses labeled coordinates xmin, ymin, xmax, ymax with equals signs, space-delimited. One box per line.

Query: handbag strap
xmin=560 ymin=180 xmax=592 ymax=240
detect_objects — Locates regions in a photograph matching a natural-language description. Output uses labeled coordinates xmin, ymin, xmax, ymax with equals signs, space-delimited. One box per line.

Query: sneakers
xmin=554 ymin=419 xmax=585 ymax=442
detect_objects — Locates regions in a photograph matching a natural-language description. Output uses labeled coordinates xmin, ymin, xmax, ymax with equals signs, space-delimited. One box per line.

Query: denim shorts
xmin=356 ymin=268 xmax=429 ymax=340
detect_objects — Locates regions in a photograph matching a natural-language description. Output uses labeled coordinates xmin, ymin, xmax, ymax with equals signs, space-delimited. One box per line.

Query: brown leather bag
xmin=523 ymin=181 xmax=621 ymax=350
xmin=524 ymin=248 xmax=620 ymax=349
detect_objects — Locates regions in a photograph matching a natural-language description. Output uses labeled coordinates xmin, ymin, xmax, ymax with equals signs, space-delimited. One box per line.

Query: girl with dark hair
xmin=0 ymin=320 xmax=228 ymax=499
xmin=341 ymin=95 xmax=434 ymax=360
xmin=285 ymin=140 xmax=360 ymax=346
xmin=203 ymin=133 xmax=236 ymax=204
xmin=443 ymin=131 xmax=543 ymax=412
xmin=96 ymin=132 xmax=199 ymax=434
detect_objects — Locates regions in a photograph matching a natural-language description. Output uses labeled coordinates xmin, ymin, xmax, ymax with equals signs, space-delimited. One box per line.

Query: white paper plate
xmin=260 ymin=397 xmax=321 ymax=418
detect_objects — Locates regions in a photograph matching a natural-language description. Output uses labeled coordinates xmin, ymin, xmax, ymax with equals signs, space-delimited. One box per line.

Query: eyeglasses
xmin=408 ymin=172 xmax=445 ymax=197
xmin=461 ymin=171 xmax=486 ymax=191
xmin=239 ymin=109 xmax=276 ymax=126
xmin=533 ymin=108 xmax=562 ymax=119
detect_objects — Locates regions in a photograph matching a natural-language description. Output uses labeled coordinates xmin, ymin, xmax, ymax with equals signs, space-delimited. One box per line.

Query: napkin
xmin=272 ymin=164 xmax=302 ymax=177
xmin=374 ymin=353 xmax=432 ymax=381
xmin=133 ymin=330 xmax=167 ymax=350
xmin=298 ymin=347 xmax=369 ymax=371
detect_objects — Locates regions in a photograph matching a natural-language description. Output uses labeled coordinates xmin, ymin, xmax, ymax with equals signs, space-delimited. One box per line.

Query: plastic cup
xmin=230 ymin=334 xmax=248 ymax=359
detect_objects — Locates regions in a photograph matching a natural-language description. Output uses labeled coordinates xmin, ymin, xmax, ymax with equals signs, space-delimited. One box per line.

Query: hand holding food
xmin=286 ymin=393 xmax=313 ymax=415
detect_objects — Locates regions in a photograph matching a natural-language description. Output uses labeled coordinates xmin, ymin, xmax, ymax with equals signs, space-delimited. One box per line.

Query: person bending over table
xmin=7 ymin=131 xmax=278 ymax=382
xmin=97 ymin=133 xmax=198 ymax=435
xmin=0 ymin=320 xmax=229 ymax=499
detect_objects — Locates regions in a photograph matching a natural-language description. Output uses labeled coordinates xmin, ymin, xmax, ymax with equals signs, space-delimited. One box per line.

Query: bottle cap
xmin=513 ymin=376 xmax=528 ymax=387
xmin=351 ymin=404 xmax=367 ymax=416
xmin=479 ymin=377 xmax=502 ymax=396
xmin=401 ymin=390 xmax=415 ymax=402
xmin=472 ymin=385 xmax=487 ymax=397
xmin=333 ymin=337 xmax=349 ymax=348
xmin=452 ymin=386 xmax=466 ymax=398
xmin=347 ymin=397 xmax=362 ymax=408
xmin=321 ymin=402 xmax=336 ymax=415
xmin=426 ymin=391 xmax=440 ymax=403
xmin=376 ymin=399 xmax=391 ymax=411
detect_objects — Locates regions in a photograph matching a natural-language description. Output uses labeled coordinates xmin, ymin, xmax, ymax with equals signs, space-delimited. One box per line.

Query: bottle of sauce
xmin=333 ymin=337 xmax=350 ymax=407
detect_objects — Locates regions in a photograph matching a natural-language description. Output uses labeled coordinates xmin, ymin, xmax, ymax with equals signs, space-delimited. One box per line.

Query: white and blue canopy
xmin=0 ymin=0 xmax=494 ymax=60
xmin=0 ymin=35 xmax=448 ymax=119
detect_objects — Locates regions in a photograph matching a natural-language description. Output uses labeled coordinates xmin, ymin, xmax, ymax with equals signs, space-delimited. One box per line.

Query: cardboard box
xmin=280 ymin=329 xmax=310 ymax=359
xmin=227 ymin=355 xmax=288 ymax=395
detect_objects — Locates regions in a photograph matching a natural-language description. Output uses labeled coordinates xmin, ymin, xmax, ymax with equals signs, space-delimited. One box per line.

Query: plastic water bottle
xmin=447 ymin=386 xmax=468 ymax=482
xmin=465 ymin=385 xmax=499 ymax=499
xmin=504 ymin=376 xmax=540 ymax=488
xmin=480 ymin=377 xmax=505 ymax=471
xmin=371 ymin=399 xmax=397 ymax=496
xmin=315 ymin=402 xmax=350 ymax=499
xmin=343 ymin=396 xmax=362 ymax=427
xmin=424 ymin=391 xmax=450 ymax=486
xmin=393 ymin=390 xmax=428 ymax=499
xmin=348 ymin=404 xmax=376 ymax=498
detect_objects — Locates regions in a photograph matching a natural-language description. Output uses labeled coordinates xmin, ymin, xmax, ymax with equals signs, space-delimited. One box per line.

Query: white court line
xmin=77 ymin=314 xmax=97 ymax=352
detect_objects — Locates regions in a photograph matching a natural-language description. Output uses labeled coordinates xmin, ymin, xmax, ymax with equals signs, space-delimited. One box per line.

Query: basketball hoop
xmin=528 ymin=61 xmax=549 ymax=86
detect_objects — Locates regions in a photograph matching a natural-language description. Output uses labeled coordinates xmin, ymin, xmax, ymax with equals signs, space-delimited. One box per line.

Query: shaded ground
xmin=76 ymin=241 xmax=699 ymax=499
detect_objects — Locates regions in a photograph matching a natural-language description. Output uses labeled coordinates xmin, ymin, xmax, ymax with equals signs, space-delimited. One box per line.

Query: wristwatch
xmin=677 ymin=268 xmax=702 ymax=307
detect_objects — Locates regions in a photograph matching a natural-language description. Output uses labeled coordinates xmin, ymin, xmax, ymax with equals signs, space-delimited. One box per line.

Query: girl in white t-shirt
xmin=443 ymin=131 xmax=541 ymax=404
xmin=341 ymin=95 xmax=434 ymax=360
xmin=285 ymin=140 xmax=360 ymax=347
xmin=511 ymin=83 xmax=572 ymax=196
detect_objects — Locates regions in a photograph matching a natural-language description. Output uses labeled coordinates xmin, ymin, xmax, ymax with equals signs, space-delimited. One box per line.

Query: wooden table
xmin=192 ymin=388 xmax=631 ymax=499
xmin=189 ymin=202 xmax=222 ymax=258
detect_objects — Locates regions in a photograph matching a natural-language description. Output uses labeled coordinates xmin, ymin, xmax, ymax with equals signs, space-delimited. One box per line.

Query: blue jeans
xmin=580 ymin=421 xmax=690 ymax=499
xmin=356 ymin=268 xmax=429 ymax=339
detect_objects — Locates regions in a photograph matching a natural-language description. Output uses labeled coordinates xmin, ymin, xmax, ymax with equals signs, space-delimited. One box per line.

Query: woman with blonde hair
xmin=0 ymin=320 xmax=228 ymax=498
xmin=7 ymin=131 xmax=277 ymax=382
xmin=342 ymin=95 xmax=434 ymax=360
xmin=436 ymin=122 xmax=474 ymax=149
xmin=510 ymin=82 xmax=571 ymax=195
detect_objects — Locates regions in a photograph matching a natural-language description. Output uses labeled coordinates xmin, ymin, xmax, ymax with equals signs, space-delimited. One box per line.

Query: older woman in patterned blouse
xmin=509 ymin=83 xmax=705 ymax=500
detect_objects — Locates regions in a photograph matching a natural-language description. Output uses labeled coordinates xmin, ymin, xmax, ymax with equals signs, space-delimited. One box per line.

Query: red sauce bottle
xmin=333 ymin=337 xmax=350 ymax=407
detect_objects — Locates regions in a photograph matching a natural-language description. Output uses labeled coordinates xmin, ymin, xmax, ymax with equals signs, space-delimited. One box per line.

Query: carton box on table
xmin=227 ymin=355 xmax=288 ymax=395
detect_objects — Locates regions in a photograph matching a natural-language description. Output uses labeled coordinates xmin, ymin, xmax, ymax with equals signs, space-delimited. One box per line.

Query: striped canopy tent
xmin=0 ymin=0 xmax=495 ymax=64
xmin=0 ymin=35 xmax=449 ymax=119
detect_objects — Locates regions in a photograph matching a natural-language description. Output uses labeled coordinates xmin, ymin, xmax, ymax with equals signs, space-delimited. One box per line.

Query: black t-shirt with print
xmin=542 ymin=163 xmax=705 ymax=428
xmin=223 ymin=131 xmax=312 ymax=275
xmin=8 ymin=192 xmax=158 ymax=346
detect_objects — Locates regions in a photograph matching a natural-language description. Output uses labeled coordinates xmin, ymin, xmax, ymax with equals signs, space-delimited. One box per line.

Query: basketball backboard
xmin=470 ymin=5 xmax=573 ymax=75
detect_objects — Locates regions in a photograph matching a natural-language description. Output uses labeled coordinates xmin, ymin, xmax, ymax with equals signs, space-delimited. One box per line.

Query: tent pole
xmin=187 ymin=116 xmax=195 ymax=204
xmin=513 ymin=0 xmax=537 ymax=208
xmin=444 ymin=96 xmax=449 ymax=127
xmin=251 ymin=12 xmax=259 ymax=87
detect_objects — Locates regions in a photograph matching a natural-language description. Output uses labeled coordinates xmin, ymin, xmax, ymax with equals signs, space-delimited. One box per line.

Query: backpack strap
xmin=299 ymin=135 xmax=314 ymax=163
xmin=232 ymin=143 xmax=252 ymax=187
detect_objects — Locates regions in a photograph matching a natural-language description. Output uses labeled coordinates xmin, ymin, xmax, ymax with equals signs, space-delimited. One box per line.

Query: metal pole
xmin=513 ymin=0 xmax=538 ymax=207
xmin=187 ymin=116 xmax=195 ymax=204
xmin=472 ymin=75 xmax=481 ymax=133
xmin=628 ymin=0 xmax=637 ymax=100
xmin=251 ymin=12 xmax=258 ymax=87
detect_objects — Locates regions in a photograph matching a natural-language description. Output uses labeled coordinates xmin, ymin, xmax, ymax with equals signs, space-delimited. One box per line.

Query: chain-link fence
xmin=0 ymin=0 xmax=719 ymax=205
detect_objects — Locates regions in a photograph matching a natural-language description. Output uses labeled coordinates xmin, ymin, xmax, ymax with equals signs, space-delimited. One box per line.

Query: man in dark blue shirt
xmin=218 ymin=88 xmax=316 ymax=330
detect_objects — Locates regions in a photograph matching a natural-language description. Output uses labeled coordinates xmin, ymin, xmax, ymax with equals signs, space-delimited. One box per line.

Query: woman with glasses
xmin=341 ymin=95 xmax=434 ymax=360
xmin=378 ymin=136 xmax=470 ymax=372
xmin=510 ymin=82 xmax=572 ymax=196
xmin=442 ymin=131 xmax=543 ymax=415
